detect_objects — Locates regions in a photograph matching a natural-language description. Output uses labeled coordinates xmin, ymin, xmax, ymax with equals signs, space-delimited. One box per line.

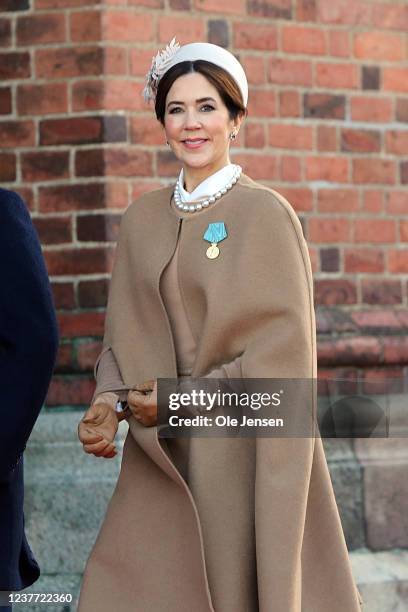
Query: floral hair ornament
xmin=143 ymin=37 xmax=181 ymax=104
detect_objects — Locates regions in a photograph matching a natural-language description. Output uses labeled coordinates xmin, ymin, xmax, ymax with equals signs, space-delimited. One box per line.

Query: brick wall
xmin=0 ymin=0 xmax=407 ymax=408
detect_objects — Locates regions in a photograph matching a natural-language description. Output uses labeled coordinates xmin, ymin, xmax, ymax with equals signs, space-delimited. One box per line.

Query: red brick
xmin=317 ymin=0 xmax=371 ymax=26
xmin=316 ymin=62 xmax=358 ymax=89
xmin=273 ymin=186 xmax=313 ymax=212
xmin=383 ymin=337 xmax=408 ymax=365
xmin=104 ymin=46 xmax=127 ymax=74
xmin=385 ymin=131 xmax=408 ymax=156
xmin=103 ymin=11 xmax=153 ymax=41
xmin=16 ymin=187 xmax=34 ymax=211
xmin=45 ymin=377 xmax=95 ymax=407
xmin=77 ymin=213 xmax=121 ymax=242
xmin=318 ymin=337 xmax=382 ymax=367
xmin=268 ymin=123 xmax=313 ymax=150
xmin=362 ymin=280 xmax=402 ymax=305
xmin=402 ymin=161 xmax=408 ymax=184
xmin=341 ymin=128 xmax=381 ymax=153
xmin=329 ymin=30 xmax=350 ymax=57
xmin=75 ymin=148 xmax=153 ymax=177
xmin=0 ymin=120 xmax=35 ymax=148
xmin=268 ymin=57 xmax=312 ymax=86
xmin=386 ymin=191 xmax=408 ymax=214
xmin=233 ymin=22 xmax=277 ymax=50
xmin=70 ymin=10 xmax=101 ymax=42
xmin=353 ymin=158 xmax=396 ymax=184
xmin=354 ymin=219 xmax=396 ymax=243
xmin=0 ymin=18 xmax=11 ymax=46
xmin=247 ymin=0 xmax=291 ymax=18
xmin=0 ymin=87 xmax=11 ymax=114
xmin=130 ymin=116 xmax=166 ymax=146
xmin=279 ymin=90 xmax=301 ymax=117
xmin=129 ymin=0 xmax=163 ymax=6
xmin=35 ymin=0 xmax=102 ymax=7
xmin=308 ymin=218 xmax=350 ymax=242
xmin=130 ymin=48 xmax=157 ymax=78
xmin=240 ymin=55 xmax=266 ymax=85
xmin=371 ymin=3 xmax=408 ymax=31
xmin=400 ymin=220 xmax=408 ymax=242
xmin=51 ymin=281 xmax=75 ymax=309
xmin=354 ymin=31 xmax=405 ymax=61
xmin=16 ymin=13 xmax=66 ymax=45
xmin=55 ymin=342 xmax=73 ymax=371
xmin=39 ymin=184 xmax=107 ymax=213
xmin=320 ymin=247 xmax=340 ymax=272
xmin=71 ymin=80 xmax=104 ymax=111
xmin=158 ymin=15 xmax=205 ymax=43
xmin=131 ymin=180 xmax=163 ymax=201
xmin=362 ymin=190 xmax=384 ymax=213
xmin=35 ymin=46 xmax=103 ymax=79
xmin=350 ymin=96 xmax=393 ymax=123
xmin=383 ymin=68 xmax=408 ymax=93
xmin=296 ymin=0 xmax=316 ymax=21
xmin=40 ymin=116 xmax=126 ymax=146
xmin=231 ymin=153 xmax=279 ymax=181
xmin=78 ymin=279 xmax=109 ymax=308
xmin=351 ymin=310 xmax=401 ymax=330
xmin=305 ymin=156 xmax=349 ymax=182
xmin=344 ymin=248 xmax=384 ymax=272
xmin=33 ymin=215 xmax=72 ymax=244
xmin=0 ymin=152 xmax=15 ymax=181
xmin=247 ymin=89 xmax=277 ymax=117
xmin=303 ymin=93 xmax=345 ymax=120
xmin=280 ymin=155 xmax=301 ymax=182
xmin=58 ymin=311 xmax=105 ymax=338
xmin=21 ymin=151 xmax=69 ymax=182
xmin=391 ymin=250 xmax=408 ymax=273
xmin=396 ymin=99 xmax=408 ymax=123
xmin=282 ymin=25 xmax=326 ymax=55
xmin=317 ymin=125 xmax=337 ymax=152
xmin=314 ymin=279 xmax=357 ymax=305
xmin=0 ymin=52 xmax=30 ymax=79
xmin=44 ymin=247 xmax=113 ymax=275
xmin=76 ymin=340 xmax=103 ymax=371
xmin=194 ymin=0 xmax=245 ymax=15
xmin=103 ymin=81 xmax=144 ymax=111
xmin=17 ymin=83 xmax=67 ymax=116
xmin=317 ymin=189 xmax=359 ymax=212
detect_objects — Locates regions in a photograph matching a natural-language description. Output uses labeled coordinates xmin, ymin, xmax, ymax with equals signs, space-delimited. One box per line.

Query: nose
xmin=183 ymin=108 xmax=202 ymax=128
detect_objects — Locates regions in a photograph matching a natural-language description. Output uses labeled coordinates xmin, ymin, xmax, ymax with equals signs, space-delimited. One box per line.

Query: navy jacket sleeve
xmin=0 ymin=189 xmax=59 ymax=481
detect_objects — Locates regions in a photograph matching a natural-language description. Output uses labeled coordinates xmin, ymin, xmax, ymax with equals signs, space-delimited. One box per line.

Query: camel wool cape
xmin=78 ymin=172 xmax=363 ymax=612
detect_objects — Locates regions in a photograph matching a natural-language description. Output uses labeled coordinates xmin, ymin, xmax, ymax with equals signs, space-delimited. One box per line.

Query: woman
xmin=77 ymin=40 xmax=363 ymax=611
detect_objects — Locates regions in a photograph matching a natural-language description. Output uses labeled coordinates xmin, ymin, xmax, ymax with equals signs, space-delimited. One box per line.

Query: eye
xmin=169 ymin=105 xmax=215 ymax=114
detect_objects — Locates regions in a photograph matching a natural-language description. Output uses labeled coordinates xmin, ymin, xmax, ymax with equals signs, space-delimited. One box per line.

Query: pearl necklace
xmin=174 ymin=165 xmax=242 ymax=213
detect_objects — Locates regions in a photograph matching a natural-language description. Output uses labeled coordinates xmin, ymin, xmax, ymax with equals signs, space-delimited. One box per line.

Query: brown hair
xmin=154 ymin=60 xmax=248 ymax=127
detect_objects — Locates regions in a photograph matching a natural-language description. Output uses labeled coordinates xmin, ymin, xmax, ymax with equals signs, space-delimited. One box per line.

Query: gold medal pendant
xmin=206 ymin=243 xmax=219 ymax=259
xmin=203 ymin=222 xmax=227 ymax=260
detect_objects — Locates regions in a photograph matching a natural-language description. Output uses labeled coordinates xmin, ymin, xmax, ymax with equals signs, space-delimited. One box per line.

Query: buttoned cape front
xmin=77 ymin=173 xmax=363 ymax=611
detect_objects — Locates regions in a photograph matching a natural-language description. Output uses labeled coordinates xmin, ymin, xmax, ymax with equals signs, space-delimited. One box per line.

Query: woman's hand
xmin=127 ymin=379 xmax=158 ymax=427
xmin=78 ymin=402 xmax=119 ymax=458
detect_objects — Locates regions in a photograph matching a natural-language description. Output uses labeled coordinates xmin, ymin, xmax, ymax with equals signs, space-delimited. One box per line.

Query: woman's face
xmin=163 ymin=72 xmax=242 ymax=175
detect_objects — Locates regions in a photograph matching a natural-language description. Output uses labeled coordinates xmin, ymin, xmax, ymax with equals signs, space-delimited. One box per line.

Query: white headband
xmin=143 ymin=38 xmax=248 ymax=108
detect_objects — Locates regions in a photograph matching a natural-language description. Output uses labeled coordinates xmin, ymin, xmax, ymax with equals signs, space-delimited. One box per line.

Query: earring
xmin=166 ymin=140 xmax=169 ymax=146
xmin=229 ymin=131 xmax=238 ymax=140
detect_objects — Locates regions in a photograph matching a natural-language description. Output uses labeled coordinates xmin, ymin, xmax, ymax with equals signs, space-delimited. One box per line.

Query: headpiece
xmin=142 ymin=38 xmax=248 ymax=108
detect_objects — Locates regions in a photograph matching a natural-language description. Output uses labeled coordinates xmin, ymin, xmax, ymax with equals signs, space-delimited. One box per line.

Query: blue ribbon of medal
xmin=203 ymin=222 xmax=228 ymax=259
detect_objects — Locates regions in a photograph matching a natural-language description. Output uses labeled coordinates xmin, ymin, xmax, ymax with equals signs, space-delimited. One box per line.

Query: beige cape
xmin=78 ymin=173 xmax=363 ymax=611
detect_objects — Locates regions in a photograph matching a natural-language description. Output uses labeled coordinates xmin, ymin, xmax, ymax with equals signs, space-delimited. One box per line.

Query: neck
xmin=182 ymin=159 xmax=231 ymax=193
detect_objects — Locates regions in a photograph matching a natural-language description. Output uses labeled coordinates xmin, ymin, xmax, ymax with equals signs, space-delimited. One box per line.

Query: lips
xmin=182 ymin=139 xmax=208 ymax=149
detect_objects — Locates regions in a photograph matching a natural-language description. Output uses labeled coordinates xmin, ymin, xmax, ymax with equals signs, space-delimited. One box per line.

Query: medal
xmin=203 ymin=222 xmax=227 ymax=259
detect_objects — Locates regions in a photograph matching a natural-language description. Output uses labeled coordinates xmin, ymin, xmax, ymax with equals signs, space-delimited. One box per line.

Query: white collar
xmin=177 ymin=164 xmax=237 ymax=201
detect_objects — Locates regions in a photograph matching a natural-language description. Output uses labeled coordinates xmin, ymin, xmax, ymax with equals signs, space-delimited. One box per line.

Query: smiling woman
xmin=77 ymin=39 xmax=363 ymax=612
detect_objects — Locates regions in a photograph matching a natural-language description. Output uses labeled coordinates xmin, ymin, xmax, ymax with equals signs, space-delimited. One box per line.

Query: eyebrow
xmin=167 ymin=97 xmax=216 ymax=109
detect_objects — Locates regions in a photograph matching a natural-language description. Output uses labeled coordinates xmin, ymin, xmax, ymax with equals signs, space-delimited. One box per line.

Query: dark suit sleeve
xmin=0 ymin=189 xmax=59 ymax=482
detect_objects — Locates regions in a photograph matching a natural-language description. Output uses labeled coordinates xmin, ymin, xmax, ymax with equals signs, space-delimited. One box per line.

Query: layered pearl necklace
xmin=174 ymin=164 xmax=242 ymax=213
